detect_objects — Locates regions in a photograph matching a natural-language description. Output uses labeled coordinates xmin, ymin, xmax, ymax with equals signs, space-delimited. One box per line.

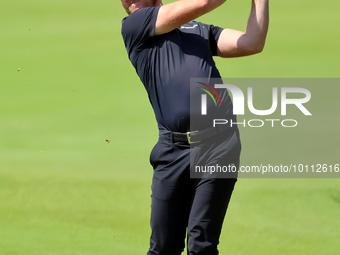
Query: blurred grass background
xmin=0 ymin=0 xmax=339 ymax=254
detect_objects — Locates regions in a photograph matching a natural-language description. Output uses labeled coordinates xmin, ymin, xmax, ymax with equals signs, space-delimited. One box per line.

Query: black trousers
xmin=147 ymin=128 xmax=241 ymax=255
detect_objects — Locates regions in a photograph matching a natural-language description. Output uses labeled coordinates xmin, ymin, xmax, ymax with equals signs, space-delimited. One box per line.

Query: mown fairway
xmin=1 ymin=0 xmax=339 ymax=254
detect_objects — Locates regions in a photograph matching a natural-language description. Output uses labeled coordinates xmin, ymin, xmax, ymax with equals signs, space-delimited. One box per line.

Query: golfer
xmin=121 ymin=0 xmax=269 ymax=254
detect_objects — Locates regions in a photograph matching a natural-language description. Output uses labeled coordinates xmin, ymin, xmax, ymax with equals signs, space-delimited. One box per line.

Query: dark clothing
xmin=121 ymin=6 xmax=241 ymax=255
xmin=148 ymin=128 xmax=240 ymax=255
xmin=122 ymin=7 xmax=233 ymax=134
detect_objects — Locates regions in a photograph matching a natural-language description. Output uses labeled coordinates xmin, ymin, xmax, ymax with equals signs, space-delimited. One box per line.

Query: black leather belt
xmin=162 ymin=125 xmax=233 ymax=144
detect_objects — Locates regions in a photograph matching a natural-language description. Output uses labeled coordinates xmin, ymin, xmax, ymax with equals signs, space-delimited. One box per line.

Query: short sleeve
xmin=208 ymin=25 xmax=224 ymax=56
xmin=121 ymin=7 xmax=160 ymax=56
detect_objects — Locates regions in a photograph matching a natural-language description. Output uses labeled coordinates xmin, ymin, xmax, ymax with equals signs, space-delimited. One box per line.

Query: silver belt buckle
xmin=187 ymin=131 xmax=200 ymax=144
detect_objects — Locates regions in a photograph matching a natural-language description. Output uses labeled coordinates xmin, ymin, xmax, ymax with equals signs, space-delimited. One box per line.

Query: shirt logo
xmin=180 ymin=24 xmax=198 ymax=29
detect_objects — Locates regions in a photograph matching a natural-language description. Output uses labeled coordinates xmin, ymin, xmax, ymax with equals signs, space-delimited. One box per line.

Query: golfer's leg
xmin=147 ymin=141 xmax=191 ymax=255
xmin=187 ymin=178 xmax=237 ymax=255
xmin=147 ymin=177 xmax=189 ymax=255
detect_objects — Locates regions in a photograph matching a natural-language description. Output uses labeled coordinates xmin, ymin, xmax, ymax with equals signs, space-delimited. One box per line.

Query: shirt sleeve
xmin=208 ymin=24 xmax=224 ymax=56
xmin=121 ymin=7 xmax=160 ymax=55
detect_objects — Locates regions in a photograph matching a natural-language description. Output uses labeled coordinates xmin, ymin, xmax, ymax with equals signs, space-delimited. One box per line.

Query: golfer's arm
xmin=155 ymin=0 xmax=226 ymax=35
xmin=217 ymin=0 xmax=269 ymax=58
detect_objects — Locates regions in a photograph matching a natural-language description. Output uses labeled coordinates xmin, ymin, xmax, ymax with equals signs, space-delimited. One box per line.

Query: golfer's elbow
xmin=245 ymin=40 xmax=266 ymax=55
xmin=243 ymin=29 xmax=268 ymax=54
xmin=252 ymin=43 xmax=265 ymax=54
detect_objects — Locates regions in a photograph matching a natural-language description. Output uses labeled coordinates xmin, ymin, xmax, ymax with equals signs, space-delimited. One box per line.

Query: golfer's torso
xmin=122 ymin=7 xmax=233 ymax=134
xmin=134 ymin=23 xmax=224 ymax=133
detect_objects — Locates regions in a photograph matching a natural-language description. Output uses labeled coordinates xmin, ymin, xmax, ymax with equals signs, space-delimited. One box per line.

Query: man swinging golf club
xmin=121 ymin=0 xmax=269 ymax=254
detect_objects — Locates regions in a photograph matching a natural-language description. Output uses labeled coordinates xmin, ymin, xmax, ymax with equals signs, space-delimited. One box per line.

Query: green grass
xmin=1 ymin=0 xmax=339 ymax=254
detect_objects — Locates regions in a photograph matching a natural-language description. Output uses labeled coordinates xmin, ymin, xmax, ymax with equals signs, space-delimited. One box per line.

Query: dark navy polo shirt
xmin=121 ymin=7 xmax=234 ymax=134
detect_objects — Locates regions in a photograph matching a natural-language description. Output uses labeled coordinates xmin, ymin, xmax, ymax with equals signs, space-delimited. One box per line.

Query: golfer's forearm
xmin=245 ymin=0 xmax=269 ymax=52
